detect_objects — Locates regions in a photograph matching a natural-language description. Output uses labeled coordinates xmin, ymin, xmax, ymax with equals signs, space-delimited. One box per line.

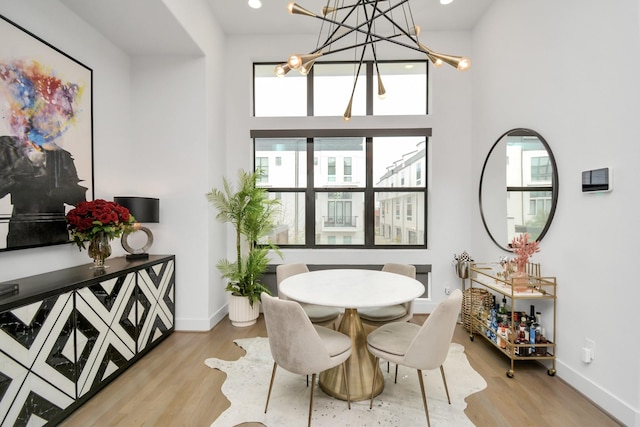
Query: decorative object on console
xmin=509 ymin=233 xmax=540 ymax=290
xmin=65 ymin=199 xmax=136 ymax=268
xmin=278 ymin=1 xmax=471 ymax=121
xmin=113 ymin=196 xmax=160 ymax=260
xmin=510 ymin=233 xmax=540 ymax=273
xmin=453 ymin=251 xmax=473 ymax=290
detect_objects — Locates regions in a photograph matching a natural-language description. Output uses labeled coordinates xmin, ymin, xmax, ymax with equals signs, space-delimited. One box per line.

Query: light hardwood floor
xmin=60 ymin=315 xmax=622 ymax=427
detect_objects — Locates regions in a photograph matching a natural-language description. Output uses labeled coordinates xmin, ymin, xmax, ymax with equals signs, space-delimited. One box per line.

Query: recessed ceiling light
xmin=248 ymin=0 xmax=262 ymax=9
xmin=440 ymin=0 xmax=454 ymax=5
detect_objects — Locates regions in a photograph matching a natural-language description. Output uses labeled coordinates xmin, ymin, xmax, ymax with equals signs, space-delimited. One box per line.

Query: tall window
xmin=253 ymin=131 xmax=429 ymax=248
xmin=253 ymin=60 xmax=429 ymax=248
xmin=254 ymin=60 xmax=428 ymax=118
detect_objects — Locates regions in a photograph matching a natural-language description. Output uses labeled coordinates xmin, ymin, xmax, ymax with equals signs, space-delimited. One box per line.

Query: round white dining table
xmin=279 ymin=268 xmax=425 ymax=401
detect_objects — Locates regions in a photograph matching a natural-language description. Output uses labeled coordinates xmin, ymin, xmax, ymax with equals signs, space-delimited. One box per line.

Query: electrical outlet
xmin=585 ymin=338 xmax=595 ymax=360
xmin=444 ymin=287 xmax=451 ymax=295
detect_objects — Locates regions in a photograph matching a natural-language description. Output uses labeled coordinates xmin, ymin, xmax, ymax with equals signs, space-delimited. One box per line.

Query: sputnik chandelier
xmin=276 ymin=0 xmax=471 ymax=121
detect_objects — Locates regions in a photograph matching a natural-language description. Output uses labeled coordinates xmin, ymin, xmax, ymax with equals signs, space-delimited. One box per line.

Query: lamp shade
xmin=113 ymin=197 xmax=159 ymax=223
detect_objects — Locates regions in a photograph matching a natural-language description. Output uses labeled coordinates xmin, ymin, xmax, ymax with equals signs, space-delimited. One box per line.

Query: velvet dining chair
xmin=366 ymin=289 xmax=463 ymax=427
xmin=358 ymin=262 xmax=417 ymax=326
xmin=261 ymin=293 xmax=352 ymax=427
xmin=276 ymin=263 xmax=341 ymax=329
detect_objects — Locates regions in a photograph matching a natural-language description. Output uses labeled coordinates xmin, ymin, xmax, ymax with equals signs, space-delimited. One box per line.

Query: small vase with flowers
xmin=66 ymin=199 xmax=136 ymax=269
xmin=509 ymin=233 xmax=540 ymax=291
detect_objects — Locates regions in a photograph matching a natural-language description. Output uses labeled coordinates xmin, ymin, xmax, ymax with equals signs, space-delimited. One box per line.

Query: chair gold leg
xmin=342 ymin=362 xmax=351 ymax=410
xmin=417 ymin=369 xmax=431 ymax=427
xmin=308 ymin=373 xmax=316 ymax=427
xmin=440 ymin=365 xmax=451 ymax=404
xmin=394 ymin=364 xmax=399 ymax=383
xmin=265 ymin=362 xmax=278 ymax=413
xmin=369 ymin=356 xmax=379 ymax=409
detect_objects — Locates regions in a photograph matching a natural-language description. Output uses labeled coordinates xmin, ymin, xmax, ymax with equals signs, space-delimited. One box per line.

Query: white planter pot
xmin=227 ymin=293 xmax=260 ymax=327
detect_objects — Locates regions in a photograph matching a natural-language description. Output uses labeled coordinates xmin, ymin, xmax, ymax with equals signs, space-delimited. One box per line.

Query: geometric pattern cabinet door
xmin=0 ymin=293 xmax=76 ymax=426
xmin=0 ymin=255 xmax=175 ymax=426
xmin=74 ymin=272 xmax=137 ymax=398
xmin=136 ymin=259 xmax=175 ymax=354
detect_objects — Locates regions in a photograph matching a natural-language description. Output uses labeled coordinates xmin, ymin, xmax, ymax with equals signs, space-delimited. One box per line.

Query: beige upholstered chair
xmin=359 ymin=263 xmax=417 ymax=325
xmin=276 ymin=263 xmax=341 ymax=329
xmin=261 ymin=293 xmax=352 ymax=427
xmin=366 ymin=289 xmax=463 ymax=427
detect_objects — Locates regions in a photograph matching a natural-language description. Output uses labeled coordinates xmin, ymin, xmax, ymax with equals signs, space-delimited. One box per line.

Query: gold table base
xmin=319 ymin=308 xmax=384 ymax=401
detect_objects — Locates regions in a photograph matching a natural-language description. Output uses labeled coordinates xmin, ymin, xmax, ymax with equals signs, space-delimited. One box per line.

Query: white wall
xmin=162 ymin=0 xmax=229 ymax=330
xmin=223 ymin=31 xmax=475 ymax=312
xmin=471 ymin=1 xmax=640 ymax=425
xmin=0 ymin=0 xmax=228 ymax=332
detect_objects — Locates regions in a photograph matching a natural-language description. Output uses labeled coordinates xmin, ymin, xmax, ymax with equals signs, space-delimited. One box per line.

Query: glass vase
xmin=88 ymin=232 xmax=112 ymax=269
xmin=512 ymin=263 xmax=528 ymax=292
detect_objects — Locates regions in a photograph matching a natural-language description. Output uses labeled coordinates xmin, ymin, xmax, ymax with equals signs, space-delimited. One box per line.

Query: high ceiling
xmin=60 ymin=0 xmax=494 ymax=56
xmin=208 ymin=0 xmax=495 ymax=36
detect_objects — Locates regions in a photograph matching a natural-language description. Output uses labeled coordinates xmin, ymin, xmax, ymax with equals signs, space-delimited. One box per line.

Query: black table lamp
xmin=113 ymin=196 xmax=159 ymax=260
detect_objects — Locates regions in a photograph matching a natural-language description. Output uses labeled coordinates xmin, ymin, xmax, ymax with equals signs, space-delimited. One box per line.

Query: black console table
xmin=0 ymin=255 xmax=175 ymax=426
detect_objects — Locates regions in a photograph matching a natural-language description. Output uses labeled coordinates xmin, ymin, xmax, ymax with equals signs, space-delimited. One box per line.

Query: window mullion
xmin=306 ymin=137 xmax=315 ymax=245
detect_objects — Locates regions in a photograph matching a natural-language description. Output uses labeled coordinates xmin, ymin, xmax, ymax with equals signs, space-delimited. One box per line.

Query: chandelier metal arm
xmin=282 ymin=0 xmax=472 ymax=121
xmin=372 ymin=2 xmax=419 ymax=45
xmin=306 ymin=0 xmax=412 ymax=54
xmin=313 ymin=33 xmax=425 ymax=58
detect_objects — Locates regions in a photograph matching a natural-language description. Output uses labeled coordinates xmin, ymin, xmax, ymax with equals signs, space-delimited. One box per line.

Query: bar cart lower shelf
xmin=469 ymin=322 xmax=556 ymax=378
xmin=467 ymin=262 xmax=557 ymax=379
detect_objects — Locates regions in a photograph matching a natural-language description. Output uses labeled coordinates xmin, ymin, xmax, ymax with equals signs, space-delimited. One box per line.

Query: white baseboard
xmin=413 ymin=298 xmax=436 ymax=313
xmin=175 ymin=304 xmax=228 ymax=331
xmin=555 ymin=359 xmax=636 ymax=426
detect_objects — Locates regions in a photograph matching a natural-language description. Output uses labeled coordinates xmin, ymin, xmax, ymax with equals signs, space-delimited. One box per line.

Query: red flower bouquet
xmin=66 ymin=199 xmax=136 ymax=250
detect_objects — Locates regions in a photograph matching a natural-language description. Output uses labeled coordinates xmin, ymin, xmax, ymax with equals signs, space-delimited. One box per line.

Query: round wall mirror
xmin=479 ymin=128 xmax=558 ymax=251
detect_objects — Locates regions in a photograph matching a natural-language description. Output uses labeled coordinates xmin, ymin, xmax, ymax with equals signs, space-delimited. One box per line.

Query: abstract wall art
xmin=0 ymin=14 xmax=93 ymax=251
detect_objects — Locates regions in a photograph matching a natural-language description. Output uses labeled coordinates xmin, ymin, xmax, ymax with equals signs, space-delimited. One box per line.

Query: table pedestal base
xmin=319 ymin=308 xmax=383 ymax=401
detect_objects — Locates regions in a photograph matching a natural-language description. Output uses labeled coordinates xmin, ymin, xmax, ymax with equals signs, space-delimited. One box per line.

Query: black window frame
xmin=253 ymin=59 xmax=429 ymax=117
xmin=252 ymin=128 xmax=430 ymax=249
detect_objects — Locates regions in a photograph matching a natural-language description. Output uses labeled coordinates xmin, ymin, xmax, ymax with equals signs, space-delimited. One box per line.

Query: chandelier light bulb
xmin=457 ymin=57 xmax=472 ymax=71
xmin=288 ymin=54 xmax=303 ymax=69
xmin=299 ymin=60 xmax=316 ymax=75
xmin=410 ymin=25 xmax=421 ymax=36
xmin=288 ymin=52 xmax=323 ymax=69
xmin=440 ymin=0 xmax=454 ymax=4
xmin=248 ymin=0 xmax=262 ymax=9
xmin=274 ymin=63 xmax=291 ymax=77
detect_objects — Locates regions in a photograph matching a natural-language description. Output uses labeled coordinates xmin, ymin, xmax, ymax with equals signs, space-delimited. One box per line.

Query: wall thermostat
xmin=582 ymin=167 xmax=612 ymax=193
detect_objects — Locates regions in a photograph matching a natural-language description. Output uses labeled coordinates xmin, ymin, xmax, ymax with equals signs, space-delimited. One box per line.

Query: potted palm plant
xmin=206 ymin=169 xmax=281 ymax=326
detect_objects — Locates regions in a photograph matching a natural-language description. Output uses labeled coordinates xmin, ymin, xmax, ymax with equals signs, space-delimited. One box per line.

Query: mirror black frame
xmin=479 ymin=128 xmax=559 ymax=251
